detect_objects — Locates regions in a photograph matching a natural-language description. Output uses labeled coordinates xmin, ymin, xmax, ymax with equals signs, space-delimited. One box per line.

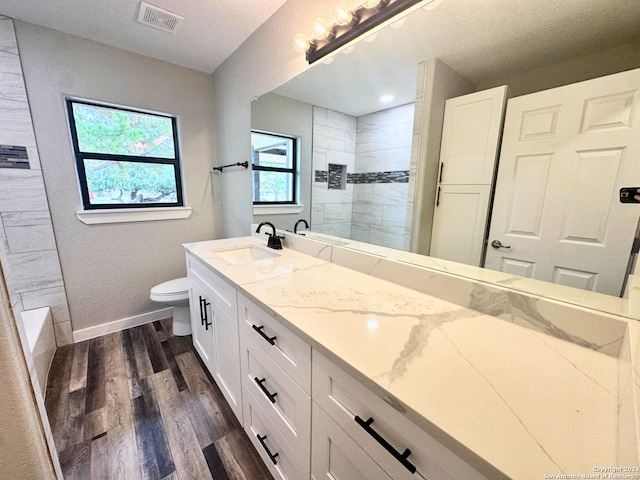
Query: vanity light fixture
xmin=295 ymin=0 xmax=431 ymax=64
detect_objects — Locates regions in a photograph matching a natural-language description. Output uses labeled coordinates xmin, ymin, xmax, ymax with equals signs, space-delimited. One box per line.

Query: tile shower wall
xmin=0 ymin=16 xmax=72 ymax=346
xmin=311 ymin=107 xmax=356 ymax=238
xmin=312 ymin=104 xmax=414 ymax=248
xmin=352 ymin=103 xmax=414 ymax=250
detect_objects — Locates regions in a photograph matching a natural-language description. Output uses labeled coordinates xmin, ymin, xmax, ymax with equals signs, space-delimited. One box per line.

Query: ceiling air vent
xmin=136 ymin=1 xmax=183 ymax=33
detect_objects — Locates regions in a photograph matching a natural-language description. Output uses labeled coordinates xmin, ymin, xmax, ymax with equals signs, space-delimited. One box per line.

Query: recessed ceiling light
xmin=380 ymin=94 xmax=394 ymax=103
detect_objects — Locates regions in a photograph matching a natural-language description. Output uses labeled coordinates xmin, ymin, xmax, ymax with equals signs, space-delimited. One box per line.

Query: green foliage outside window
xmin=72 ymin=103 xmax=174 ymax=158
xmin=67 ymin=99 xmax=183 ymax=208
xmin=83 ymin=160 xmax=177 ymax=204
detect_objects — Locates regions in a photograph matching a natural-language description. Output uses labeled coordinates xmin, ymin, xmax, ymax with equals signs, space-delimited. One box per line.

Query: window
xmin=251 ymin=131 xmax=297 ymax=204
xmin=66 ymin=98 xmax=184 ymax=210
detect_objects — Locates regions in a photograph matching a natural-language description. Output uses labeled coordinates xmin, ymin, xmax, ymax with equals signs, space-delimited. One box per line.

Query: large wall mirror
xmin=251 ymin=0 xmax=640 ymax=314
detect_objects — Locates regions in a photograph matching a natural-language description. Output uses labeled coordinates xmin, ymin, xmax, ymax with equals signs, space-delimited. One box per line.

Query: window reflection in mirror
xmin=251 ymin=131 xmax=297 ymax=205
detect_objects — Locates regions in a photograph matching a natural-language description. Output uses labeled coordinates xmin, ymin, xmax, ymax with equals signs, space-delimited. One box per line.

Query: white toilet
xmin=150 ymin=277 xmax=192 ymax=336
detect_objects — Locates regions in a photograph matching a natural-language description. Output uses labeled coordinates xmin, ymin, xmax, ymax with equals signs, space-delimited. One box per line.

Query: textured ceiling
xmin=0 ymin=0 xmax=288 ymax=74
xmin=2 ymin=0 xmax=639 ymax=113
xmin=274 ymin=0 xmax=640 ymax=116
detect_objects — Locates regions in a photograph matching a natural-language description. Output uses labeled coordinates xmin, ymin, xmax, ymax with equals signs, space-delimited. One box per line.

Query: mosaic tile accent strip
xmin=315 ymin=170 xmax=328 ymax=182
xmin=314 ymin=169 xmax=410 ymax=184
xmin=349 ymin=170 xmax=410 ymax=184
xmin=0 ymin=144 xmax=29 ymax=169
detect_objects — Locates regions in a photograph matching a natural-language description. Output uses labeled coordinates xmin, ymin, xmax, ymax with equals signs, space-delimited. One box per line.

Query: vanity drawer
xmin=312 ymin=402 xmax=392 ymax=480
xmin=312 ymin=352 xmax=487 ymax=480
xmin=241 ymin=330 xmax=311 ymax=464
xmin=238 ymin=292 xmax=311 ymax=394
xmin=186 ymin=253 xmax=236 ymax=317
xmin=243 ymin=386 xmax=309 ymax=480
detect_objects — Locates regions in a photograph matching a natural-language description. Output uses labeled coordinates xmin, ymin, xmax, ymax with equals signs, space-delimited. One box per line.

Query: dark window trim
xmin=66 ymin=98 xmax=184 ymax=210
xmin=251 ymin=130 xmax=298 ymax=205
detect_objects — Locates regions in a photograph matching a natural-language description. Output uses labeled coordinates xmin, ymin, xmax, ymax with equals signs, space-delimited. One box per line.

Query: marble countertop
xmin=184 ymin=236 xmax=624 ymax=479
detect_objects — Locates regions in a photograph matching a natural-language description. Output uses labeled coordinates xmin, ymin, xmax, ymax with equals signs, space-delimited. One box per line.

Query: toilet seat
xmin=150 ymin=277 xmax=189 ymax=301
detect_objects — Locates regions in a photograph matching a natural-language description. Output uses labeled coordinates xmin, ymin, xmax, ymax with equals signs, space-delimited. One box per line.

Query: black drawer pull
xmin=252 ymin=324 xmax=276 ymax=345
xmin=355 ymin=416 xmax=416 ymax=474
xmin=254 ymin=377 xmax=278 ymax=403
xmin=256 ymin=434 xmax=279 ymax=465
xmin=199 ymin=296 xmax=211 ymax=330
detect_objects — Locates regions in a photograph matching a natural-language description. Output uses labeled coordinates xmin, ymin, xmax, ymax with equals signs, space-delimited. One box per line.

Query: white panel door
xmin=430 ymin=184 xmax=491 ymax=266
xmin=430 ymin=86 xmax=508 ymax=265
xmin=485 ymin=68 xmax=640 ymax=296
xmin=438 ymin=85 xmax=509 ymax=185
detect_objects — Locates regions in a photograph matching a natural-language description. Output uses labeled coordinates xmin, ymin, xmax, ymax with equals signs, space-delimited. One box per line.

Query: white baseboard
xmin=72 ymin=307 xmax=174 ymax=343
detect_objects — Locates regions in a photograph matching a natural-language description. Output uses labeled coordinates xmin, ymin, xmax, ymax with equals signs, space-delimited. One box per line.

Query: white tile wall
xmin=0 ymin=17 xmax=72 ymax=346
xmin=353 ymin=104 xmax=413 ymax=250
xmin=0 ymin=17 xmax=19 ymax=55
xmin=311 ymin=106 xmax=356 ymax=238
xmin=312 ymin=103 xmax=415 ymax=250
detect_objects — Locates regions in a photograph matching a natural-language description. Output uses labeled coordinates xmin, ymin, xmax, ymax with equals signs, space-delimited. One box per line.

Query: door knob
xmin=490 ymin=240 xmax=511 ymax=249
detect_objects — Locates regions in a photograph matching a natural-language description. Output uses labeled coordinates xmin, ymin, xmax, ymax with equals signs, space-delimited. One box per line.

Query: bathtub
xmin=20 ymin=307 xmax=55 ymax=398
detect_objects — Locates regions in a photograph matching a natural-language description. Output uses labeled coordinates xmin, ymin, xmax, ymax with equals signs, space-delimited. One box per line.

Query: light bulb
xmin=311 ymin=17 xmax=330 ymax=40
xmin=293 ymin=33 xmax=310 ymax=54
xmin=360 ymin=0 xmax=382 ymax=8
xmin=333 ymin=1 xmax=353 ymax=26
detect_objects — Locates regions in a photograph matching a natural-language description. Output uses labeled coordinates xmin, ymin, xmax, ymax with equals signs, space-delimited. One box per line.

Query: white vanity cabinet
xmin=237 ymin=292 xmax=312 ymax=480
xmin=186 ymin=253 xmax=243 ymax=421
xmin=184 ymin=242 xmax=497 ymax=479
xmin=312 ymin=351 xmax=488 ymax=480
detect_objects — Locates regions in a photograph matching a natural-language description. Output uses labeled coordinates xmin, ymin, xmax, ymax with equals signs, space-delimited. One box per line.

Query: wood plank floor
xmin=45 ymin=319 xmax=273 ymax=480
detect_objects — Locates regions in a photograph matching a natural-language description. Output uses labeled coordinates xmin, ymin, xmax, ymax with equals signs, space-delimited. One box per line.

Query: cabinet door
xmin=210 ymin=305 xmax=242 ymax=421
xmin=188 ymin=279 xmax=213 ymax=368
xmin=438 ymin=85 xmax=508 ymax=185
xmin=312 ymin=404 xmax=392 ymax=480
xmin=430 ymin=184 xmax=491 ymax=266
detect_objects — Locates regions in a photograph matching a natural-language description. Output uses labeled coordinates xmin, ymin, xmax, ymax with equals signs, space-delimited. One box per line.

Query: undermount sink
xmin=211 ymin=244 xmax=279 ymax=264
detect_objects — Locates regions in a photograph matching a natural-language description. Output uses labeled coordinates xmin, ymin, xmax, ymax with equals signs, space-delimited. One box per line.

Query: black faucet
xmin=256 ymin=222 xmax=283 ymax=250
xmin=294 ymin=219 xmax=309 ymax=235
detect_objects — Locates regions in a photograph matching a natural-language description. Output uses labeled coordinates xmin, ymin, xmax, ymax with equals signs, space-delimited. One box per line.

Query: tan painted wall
xmin=212 ymin=0 xmax=336 ymax=238
xmin=251 ymin=92 xmax=314 ymax=229
xmin=0 ymin=270 xmax=56 ymax=479
xmin=15 ymin=21 xmax=220 ymax=332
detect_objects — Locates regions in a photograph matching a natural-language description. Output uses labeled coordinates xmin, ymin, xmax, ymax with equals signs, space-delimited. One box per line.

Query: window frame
xmin=251 ymin=130 xmax=298 ymax=206
xmin=65 ymin=97 xmax=185 ymax=211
